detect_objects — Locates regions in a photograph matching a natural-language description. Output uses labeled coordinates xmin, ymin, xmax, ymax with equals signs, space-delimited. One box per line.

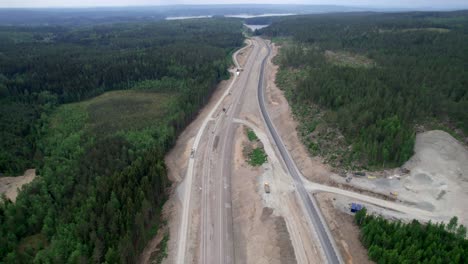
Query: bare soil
xmin=232 ymin=125 xmax=295 ymax=264
xmin=315 ymin=192 xmax=373 ymax=264
xmin=0 ymin=169 xmax=36 ymax=202
xmin=236 ymin=43 xmax=253 ymax=68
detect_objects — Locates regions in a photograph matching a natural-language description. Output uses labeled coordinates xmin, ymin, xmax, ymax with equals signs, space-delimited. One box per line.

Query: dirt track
xmin=0 ymin=169 xmax=36 ymax=202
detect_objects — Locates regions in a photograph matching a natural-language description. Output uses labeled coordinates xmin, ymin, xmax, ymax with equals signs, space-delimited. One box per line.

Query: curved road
xmin=256 ymin=38 xmax=343 ymax=264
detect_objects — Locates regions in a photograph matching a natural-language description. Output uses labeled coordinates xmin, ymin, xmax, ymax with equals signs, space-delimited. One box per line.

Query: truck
xmin=264 ymin=182 xmax=270 ymax=193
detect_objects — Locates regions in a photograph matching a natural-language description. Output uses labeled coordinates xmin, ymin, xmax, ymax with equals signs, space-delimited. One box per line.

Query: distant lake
xmin=165 ymin=13 xmax=295 ymax=21
xmin=225 ymin=13 xmax=296 ymax=18
xmin=244 ymin=24 xmax=269 ymax=31
xmin=166 ymin=15 xmax=212 ymax=20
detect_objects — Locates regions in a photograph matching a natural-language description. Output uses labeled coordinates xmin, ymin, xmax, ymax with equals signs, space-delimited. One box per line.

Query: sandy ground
xmin=315 ymin=193 xmax=373 ymax=264
xmin=231 ymin=125 xmax=296 ymax=264
xmin=333 ymin=130 xmax=468 ymax=226
xmin=236 ymin=43 xmax=253 ymax=69
xmin=0 ymin=169 xmax=36 ymax=202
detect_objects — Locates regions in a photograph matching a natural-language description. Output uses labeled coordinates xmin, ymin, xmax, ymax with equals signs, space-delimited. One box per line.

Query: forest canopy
xmin=0 ymin=18 xmax=244 ymax=263
xmin=355 ymin=208 xmax=468 ymax=263
xmin=0 ymin=18 xmax=243 ymax=175
xmin=260 ymin=11 xmax=468 ymax=168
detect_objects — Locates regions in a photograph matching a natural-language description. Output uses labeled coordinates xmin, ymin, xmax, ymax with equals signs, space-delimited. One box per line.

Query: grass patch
xmin=324 ymin=50 xmax=375 ymax=68
xmin=85 ymin=90 xmax=174 ymax=136
xmin=41 ymin=89 xmax=175 ymax=161
xmin=271 ymin=36 xmax=293 ymax=45
xmin=248 ymin=148 xmax=268 ymax=166
xmin=246 ymin=129 xmax=258 ymax=142
xmin=243 ymin=127 xmax=267 ymax=166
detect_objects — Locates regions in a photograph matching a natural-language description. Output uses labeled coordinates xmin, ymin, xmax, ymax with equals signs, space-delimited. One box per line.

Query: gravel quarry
xmin=332 ymin=130 xmax=468 ymax=226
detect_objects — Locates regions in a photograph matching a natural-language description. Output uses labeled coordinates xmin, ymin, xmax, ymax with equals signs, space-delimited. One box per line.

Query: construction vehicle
xmin=264 ymin=182 xmax=270 ymax=193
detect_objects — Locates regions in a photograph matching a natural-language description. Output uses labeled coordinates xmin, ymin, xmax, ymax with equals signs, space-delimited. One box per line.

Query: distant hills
xmin=0 ymin=4 xmax=466 ymax=26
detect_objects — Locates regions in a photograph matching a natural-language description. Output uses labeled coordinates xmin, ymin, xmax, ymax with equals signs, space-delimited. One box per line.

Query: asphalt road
xmin=256 ymin=38 xmax=343 ymax=264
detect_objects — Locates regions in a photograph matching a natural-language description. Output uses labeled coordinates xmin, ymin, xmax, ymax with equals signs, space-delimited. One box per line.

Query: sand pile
xmin=400 ymin=130 xmax=468 ymax=224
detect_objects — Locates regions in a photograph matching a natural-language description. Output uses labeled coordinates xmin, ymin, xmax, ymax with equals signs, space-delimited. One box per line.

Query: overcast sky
xmin=1 ymin=0 xmax=467 ymax=9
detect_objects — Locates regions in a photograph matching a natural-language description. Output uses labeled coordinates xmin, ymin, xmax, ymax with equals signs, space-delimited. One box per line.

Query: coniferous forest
xmin=259 ymin=11 xmax=468 ymax=168
xmin=0 ymin=18 xmax=243 ymax=263
xmin=355 ymin=208 xmax=468 ymax=263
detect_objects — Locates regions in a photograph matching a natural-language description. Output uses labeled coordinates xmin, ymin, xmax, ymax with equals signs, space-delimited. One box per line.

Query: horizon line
xmin=0 ymin=4 xmax=467 ymax=10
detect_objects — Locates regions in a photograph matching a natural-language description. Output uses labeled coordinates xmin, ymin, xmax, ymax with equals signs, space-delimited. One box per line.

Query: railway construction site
xmin=140 ymin=37 xmax=468 ymax=264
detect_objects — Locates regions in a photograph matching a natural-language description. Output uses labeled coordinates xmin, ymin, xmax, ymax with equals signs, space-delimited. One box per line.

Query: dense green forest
xmin=260 ymin=11 xmax=468 ymax=168
xmin=0 ymin=19 xmax=243 ymax=175
xmin=0 ymin=18 xmax=243 ymax=263
xmin=355 ymin=208 xmax=468 ymax=263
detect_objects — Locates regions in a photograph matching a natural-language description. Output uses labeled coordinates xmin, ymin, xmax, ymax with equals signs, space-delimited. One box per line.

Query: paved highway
xmin=256 ymin=38 xmax=343 ymax=264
